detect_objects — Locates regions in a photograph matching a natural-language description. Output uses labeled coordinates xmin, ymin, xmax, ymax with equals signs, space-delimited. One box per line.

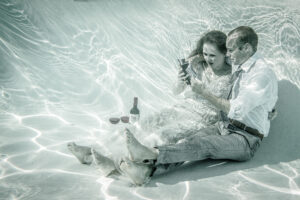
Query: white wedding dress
xmin=140 ymin=59 xmax=231 ymax=146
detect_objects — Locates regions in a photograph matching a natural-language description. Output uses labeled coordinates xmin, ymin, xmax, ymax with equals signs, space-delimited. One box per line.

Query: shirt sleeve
xmin=228 ymin=69 xmax=276 ymax=120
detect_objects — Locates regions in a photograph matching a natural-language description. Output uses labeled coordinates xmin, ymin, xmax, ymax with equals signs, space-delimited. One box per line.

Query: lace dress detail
xmin=141 ymin=59 xmax=231 ymax=145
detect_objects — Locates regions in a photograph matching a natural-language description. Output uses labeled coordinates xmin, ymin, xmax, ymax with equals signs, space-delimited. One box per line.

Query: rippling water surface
xmin=1 ymin=0 xmax=300 ymax=199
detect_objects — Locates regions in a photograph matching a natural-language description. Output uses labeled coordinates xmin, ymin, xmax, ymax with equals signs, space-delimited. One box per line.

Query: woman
xmin=140 ymin=30 xmax=231 ymax=145
xmin=68 ymin=30 xmax=232 ymax=179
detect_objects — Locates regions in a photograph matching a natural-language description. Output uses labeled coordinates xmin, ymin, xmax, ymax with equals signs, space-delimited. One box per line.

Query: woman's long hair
xmin=188 ymin=30 xmax=227 ymax=60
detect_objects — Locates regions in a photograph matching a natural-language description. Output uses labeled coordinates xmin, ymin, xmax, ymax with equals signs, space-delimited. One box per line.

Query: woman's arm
xmin=172 ymin=69 xmax=188 ymax=95
xmin=191 ymin=79 xmax=230 ymax=113
xmin=172 ymin=56 xmax=203 ymax=95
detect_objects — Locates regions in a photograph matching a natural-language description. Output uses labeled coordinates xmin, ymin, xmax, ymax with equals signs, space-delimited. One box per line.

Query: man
xmin=115 ymin=26 xmax=278 ymax=186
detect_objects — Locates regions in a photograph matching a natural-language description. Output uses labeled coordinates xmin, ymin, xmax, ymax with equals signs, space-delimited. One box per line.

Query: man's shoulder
xmin=250 ymin=57 xmax=278 ymax=87
xmin=252 ymin=55 xmax=275 ymax=74
xmin=242 ymin=54 xmax=277 ymax=85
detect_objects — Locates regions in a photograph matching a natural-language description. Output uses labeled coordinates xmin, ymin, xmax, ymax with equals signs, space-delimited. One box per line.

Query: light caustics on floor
xmin=1 ymin=0 xmax=300 ymax=200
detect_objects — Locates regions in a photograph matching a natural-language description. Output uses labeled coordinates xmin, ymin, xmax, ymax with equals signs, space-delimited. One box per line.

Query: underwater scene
xmin=1 ymin=0 xmax=300 ymax=199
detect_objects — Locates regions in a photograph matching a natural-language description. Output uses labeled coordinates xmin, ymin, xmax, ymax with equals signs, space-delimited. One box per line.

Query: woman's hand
xmin=172 ymin=65 xmax=189 ymax=95
xmin=177 ymin=66 xmax=190 ymax=84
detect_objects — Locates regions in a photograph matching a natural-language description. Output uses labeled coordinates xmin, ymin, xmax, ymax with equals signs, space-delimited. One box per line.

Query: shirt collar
xmin=232 ymin=52 xmax=260 ymax=73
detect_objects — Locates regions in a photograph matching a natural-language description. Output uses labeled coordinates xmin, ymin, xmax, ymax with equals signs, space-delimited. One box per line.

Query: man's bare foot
xmin=67 ymin=142 xmax=93 ymax=165
xmin=119 ymin=157 xmax=153 ymax=186
xmin=91 ymin=149 xmax=117 ymax=176
xmin=125 ymin=128 xmax=158 ymax=163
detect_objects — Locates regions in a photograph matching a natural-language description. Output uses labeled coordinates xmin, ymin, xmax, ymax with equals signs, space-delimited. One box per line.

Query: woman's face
xmin=203 ymin=43 xmax=226 ymax=71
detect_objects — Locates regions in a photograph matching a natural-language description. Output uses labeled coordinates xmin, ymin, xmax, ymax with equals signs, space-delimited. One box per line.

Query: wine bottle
xmin=130 ymin=97 xmax=140 ymax=123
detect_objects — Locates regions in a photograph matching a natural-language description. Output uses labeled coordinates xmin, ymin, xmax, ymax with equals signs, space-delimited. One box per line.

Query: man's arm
xmin=191 ymin=81 xmax=230 ymax=113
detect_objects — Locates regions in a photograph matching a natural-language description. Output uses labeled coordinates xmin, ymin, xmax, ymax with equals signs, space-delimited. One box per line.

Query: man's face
xmin=226 ymin=34 xmax=248 ymax=66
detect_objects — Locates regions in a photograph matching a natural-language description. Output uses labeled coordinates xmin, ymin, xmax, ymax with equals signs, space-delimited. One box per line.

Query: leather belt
xmin=229 ymin=119 xmax=264 ymax=140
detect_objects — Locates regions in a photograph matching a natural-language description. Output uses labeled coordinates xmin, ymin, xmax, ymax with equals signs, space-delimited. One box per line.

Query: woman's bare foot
xmin=124 ymin=128 xmax=158 ymax=163
xmin=119 ymin=157 xmax=153 ymax=186
xmin=67 ymin=142 xmax=93 ymax=165
xmin=91 ymin=149 xmax=117 ymax=176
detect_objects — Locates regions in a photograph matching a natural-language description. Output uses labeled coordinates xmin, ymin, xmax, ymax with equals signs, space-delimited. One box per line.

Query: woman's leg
xmin=67 ymin=142 xmax=117 ymax=176
xmin=91 ymin=149 xmax=117 ymax=176
xmin=67 ymin=142 xmax=93 ymax=164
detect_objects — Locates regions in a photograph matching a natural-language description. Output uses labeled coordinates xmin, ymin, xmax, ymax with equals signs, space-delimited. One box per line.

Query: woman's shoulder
xmin=218 ymin=70 xmax=231 ymax=82
xmin=189 ymin=56 xmax=203 ymax=65
xmin=213 ymin=67 xmax=231 ymax=86
xmin=217 ymin=64 xmax=231 ymax=79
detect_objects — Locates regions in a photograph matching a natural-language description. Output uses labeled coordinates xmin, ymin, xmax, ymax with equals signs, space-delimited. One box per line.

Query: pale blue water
xmin=1 ymin=0 xmax=300 ymax=199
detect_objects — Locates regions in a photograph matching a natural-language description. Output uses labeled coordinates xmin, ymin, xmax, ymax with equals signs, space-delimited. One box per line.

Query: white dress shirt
xmin=228 ymin=53 xmax=278 ymax=137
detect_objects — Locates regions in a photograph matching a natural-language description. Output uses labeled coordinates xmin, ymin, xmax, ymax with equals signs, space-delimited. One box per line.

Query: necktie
xmin=219 ymin=66 xmax=243 ymax=122
xmin=226 ymin=66 xmax=243 ymax=100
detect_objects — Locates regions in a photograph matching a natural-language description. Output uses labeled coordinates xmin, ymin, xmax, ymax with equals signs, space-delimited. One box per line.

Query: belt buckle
xmin=227 ymin=123 xmax=236 ymax=130
xmin=235 ymin=120 xmax=246 ymax=131
xmin=242 ymin=124 xmax=247 ymax=131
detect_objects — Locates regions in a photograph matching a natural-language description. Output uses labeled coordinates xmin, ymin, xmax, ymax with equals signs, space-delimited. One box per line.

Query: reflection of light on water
xmin=97 ymin=176 xmax=119 ymax=200
xmin=207 ymin=161 xmax=227 ymax=168
xmin=183 ymin=181 xmax=190 ymax=200
xmin=238 ymin=164 xmax=300 ymax=195
xmin=1 ymin=0 xmax=300 ymax=199
xmin=0 ymin=168 xmax=97 ymax=185
xmin=44 ymin=100 xmax=72 ymax=125
xmin=132 ymin=181 xmax=190 ymax=200
xmin=1 ymin=160 xmax=34 ymax=175
xmin=133 ymin=190 xmax=153 ymax=200
xmin=52 ymin=168 xmax=96 ymax=177
xmin=28 ymin=126 xmax=45 ymax=152
xmin=265 ymin=163 xmax=299 ymax=191
xmin=6 ymin=110 xmax=72 ymax=153
xmin=230 ymin=181 xmax=247 ymax=200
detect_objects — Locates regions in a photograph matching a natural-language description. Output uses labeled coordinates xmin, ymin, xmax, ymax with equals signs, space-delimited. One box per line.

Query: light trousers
xmin=153 ymin=124 xmax=261 ymax=176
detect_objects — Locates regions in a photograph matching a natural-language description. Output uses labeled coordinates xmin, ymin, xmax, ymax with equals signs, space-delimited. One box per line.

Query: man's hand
xmin=268 ymin=109 xmax=277 ymax=120
xmin=191 ymin=78 xmax=206 ymax=96
xmin=191 ymin=78 xmax=230 ymax=113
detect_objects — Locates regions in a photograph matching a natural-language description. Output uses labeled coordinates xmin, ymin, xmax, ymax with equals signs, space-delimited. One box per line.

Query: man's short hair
xmin=228 ymin=26 xmax=258 ymax=53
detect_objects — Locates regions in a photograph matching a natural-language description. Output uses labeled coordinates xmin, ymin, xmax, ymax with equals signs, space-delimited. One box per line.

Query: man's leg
xmin=152 ymin=129 xmax=254 ymax=175
xmin=124 ymin=126 xmax=217 ymax=175
xmin=123 ymin=127 xmax=255 ymax=182
xmin=125 ymin=125 xmax=218 ymax=164
xmin=156 ymin=132 xmax=252 ymax=165
xmin=125 ymin=128 xmax=159 ymax=163
xmin=152 ymin=126 xmax=219 ymax=175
